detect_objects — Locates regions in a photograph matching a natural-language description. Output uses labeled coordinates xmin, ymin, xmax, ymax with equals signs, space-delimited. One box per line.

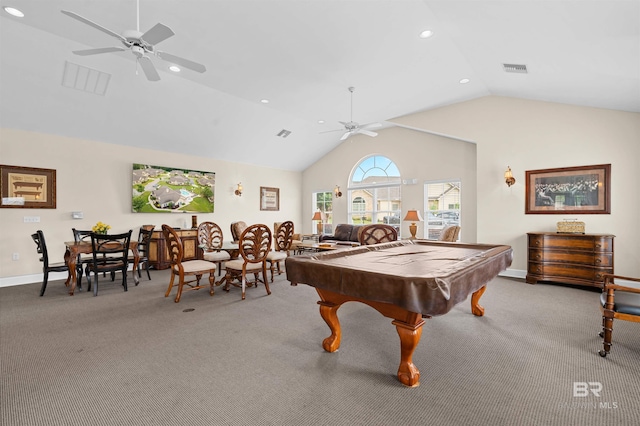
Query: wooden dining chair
xmin=31 ymin=230 xmax=70 ymax=296
xmin=230 ymin=221 xmax=247 ymax=243
xmin=162 ymin=224 xmax=217 ymax=303
xmin=198 ymin=221 xmax=230 ymax=276
xmin=87 ymin=230 xmax=133 ymax=296
xmin=267 ymin=221 xmax=294 ymax=282
xmin=358 ymin=224 xmax=398 ymax=245
xmin=598 ymin=273 xmax=640 ymax=357
xmin=221 ymin=223 xmax=272 ymax=300
xmin=129 ymin=226 xmax=154 ymax=280
xmin=72 ymin=228 xmax=94 ymax=287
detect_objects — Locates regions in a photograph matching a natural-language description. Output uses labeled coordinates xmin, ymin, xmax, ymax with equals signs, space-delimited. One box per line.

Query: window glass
xmin=349 ymin=155 xmax=402 ymax=233
xmin=313 ymin=191 xmax=333 ymax=234
xmin=424 ymin=180 xmax=461 ymax=240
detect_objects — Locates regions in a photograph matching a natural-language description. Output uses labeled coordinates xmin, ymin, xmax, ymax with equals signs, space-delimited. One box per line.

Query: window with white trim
xmin=348 ymin=155 xmax=402 ymax=233
xmin=423 ymin=180 xmax=461 ymax=240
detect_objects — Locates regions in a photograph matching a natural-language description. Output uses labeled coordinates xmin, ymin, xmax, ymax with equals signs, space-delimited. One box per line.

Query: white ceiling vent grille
xmin=276 ymin=129 xmax=292 ymax=138
xmin=503 ymin=63 xmax=528 ymax=74
xmin=62 ymin=61 xmax=111 ymax=95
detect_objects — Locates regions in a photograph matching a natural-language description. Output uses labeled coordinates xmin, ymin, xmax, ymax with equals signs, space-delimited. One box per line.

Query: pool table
xmin=285 ymin=240 xmax=513 ymax=387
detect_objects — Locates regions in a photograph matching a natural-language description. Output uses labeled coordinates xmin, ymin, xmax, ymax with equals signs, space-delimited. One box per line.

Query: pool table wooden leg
xmin=393 ymin=319 xmax=424 ymax=387
xmin=471 ymin=285 xmax=487 ymax=316
xmin=318 ymin=300 xmax=342 ymax=352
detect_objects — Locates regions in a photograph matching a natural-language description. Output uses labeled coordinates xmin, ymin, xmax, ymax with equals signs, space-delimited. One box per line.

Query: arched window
xmin=348 ymin=155 xmax=402 ymax=229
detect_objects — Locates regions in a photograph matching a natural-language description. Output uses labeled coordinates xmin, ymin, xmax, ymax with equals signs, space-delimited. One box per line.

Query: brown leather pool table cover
xmin=285 ymin=240 xmax=513 ymax=317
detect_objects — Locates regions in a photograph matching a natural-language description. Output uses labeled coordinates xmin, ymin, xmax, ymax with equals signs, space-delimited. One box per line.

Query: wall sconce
xmin=403 ymin=209 xmax=423 ymax=240
xmin=334 ymin=185 xmax=342 ymax=198
xmin=234 ymin=182 xmax=243 ymax=196
xmin=312 ymin=210 xmax=325 ymax=235
xmin=504 ymin=166 xmax=516 ymax=187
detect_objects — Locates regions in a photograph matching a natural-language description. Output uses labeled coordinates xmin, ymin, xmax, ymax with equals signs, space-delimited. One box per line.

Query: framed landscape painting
xmin=0 ymin=165 xmax=56 ymax=209
xmin=132 ymin=164 xmax=215 ymax=213
xmin=525 ymin=164 xmax=610 ymax=214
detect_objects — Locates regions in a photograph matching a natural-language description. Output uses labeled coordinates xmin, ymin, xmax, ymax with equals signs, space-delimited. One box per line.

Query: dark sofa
xmin=319 ymin=224 xmax=363 ymax=245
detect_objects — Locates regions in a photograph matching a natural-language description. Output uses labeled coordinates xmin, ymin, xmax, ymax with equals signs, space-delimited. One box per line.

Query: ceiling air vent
xmin=62 ymin=61 xmax=111 ymax=95
xmin=276 ymin=129 xmax=292 ymax=138
xmin=503 ymin=63 xmax=528 ymax=74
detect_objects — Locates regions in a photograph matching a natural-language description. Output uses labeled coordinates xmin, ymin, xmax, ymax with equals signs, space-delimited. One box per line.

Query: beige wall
xmin=0 ymin=128 xmax=302 ymax=285
xmin=3 ymin=95 xmax=638 ymax=284
xmin=301 ymin=126 xmax=478 ymax=241
xmin=390 ymin=96 xmax=640 ymax=276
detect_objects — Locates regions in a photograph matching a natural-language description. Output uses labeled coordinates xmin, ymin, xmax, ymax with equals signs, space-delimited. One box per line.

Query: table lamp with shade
xmin=312 ymin=211 xmax=325 ymax=235
xmin=403 ymin=210 xmax=423 ymax=240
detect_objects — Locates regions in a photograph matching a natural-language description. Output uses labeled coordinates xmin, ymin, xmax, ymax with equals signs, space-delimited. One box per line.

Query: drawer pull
xmin=595 ymin=259 xmax=601 ymax=264
xmin=595 ymin=243 xmax=601 ymax=248
xmin=534 ymin=240 xmax=540 ymax=246
xmin=535 ymin=254 xmax=541 ymax=260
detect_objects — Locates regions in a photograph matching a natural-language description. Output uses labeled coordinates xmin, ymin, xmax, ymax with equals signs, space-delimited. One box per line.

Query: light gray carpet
xmin=1 ymin=269 xmax=638 ymax=426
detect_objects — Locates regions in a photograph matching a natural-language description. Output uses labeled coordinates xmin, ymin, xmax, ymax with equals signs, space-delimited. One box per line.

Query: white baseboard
xmin=499 ymin=268 xmax=527 ymax=279
xmin=0 ymin=266 xmax=138 ymax=288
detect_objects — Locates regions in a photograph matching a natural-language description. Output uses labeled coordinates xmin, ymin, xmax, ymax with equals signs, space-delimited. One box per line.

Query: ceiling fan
xmin=322 ymin=87 xmax=382 ymax=141
xmin=61 ymin=0 xmax=206 ymax=81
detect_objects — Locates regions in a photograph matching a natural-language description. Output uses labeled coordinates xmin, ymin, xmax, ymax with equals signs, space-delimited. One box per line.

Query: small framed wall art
xmin=260 ymin=186 xmax=279 ymax=211
xmin=525 ymin=164 xmax=610 ymax=214
xmin=0 ymin=164 xmax=57 ymax=209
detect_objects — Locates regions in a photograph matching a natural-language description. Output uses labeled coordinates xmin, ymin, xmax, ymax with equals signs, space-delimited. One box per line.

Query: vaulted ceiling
xmin=1 ymin=1 xmax=638 ymax=171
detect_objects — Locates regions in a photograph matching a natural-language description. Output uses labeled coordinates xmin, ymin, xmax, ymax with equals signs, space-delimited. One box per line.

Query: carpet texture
xmin=1 ymin=269 xmax=638 ymax=426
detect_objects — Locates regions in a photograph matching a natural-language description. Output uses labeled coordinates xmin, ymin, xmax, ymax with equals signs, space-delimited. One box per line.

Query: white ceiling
xmin=1 ymin=0 xmax=638 ymax=171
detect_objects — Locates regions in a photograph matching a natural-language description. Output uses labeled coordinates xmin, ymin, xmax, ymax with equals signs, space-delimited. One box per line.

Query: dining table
xmin=63 ymin=240 xmax=139 ymax=295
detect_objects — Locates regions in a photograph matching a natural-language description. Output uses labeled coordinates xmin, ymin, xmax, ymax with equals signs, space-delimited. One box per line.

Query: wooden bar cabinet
xmin=148 ymin=228 xmax=198 ymax=270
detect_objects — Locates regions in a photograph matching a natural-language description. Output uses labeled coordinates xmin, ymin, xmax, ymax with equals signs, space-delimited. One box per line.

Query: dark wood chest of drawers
xmin=526 ymin=232 xmax=614 ymax=288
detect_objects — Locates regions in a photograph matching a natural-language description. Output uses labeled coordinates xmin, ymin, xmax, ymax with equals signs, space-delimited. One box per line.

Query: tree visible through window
xmin=348 ymin=155 xmax=402 ymax=232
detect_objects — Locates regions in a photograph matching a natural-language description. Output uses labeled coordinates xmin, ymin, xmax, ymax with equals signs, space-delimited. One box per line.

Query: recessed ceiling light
xmin=169 ymin=65 xmax=180 ymax=72
xmin=261 ymin=99 xmax=269 ymax=104
xmin=4 ymin=7 xmax=24 ymax=17
xmin=318 ymin=120 xmax=325 ymax=124
xmin=419 ymin=30 xmax=433 ymax=39
xmin=459 ymin=78 xmax=470 ymax=84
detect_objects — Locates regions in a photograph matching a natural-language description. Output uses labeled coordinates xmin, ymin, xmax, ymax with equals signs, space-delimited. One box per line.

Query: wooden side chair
xmin=439 ymin=225 xmax=461 ymax=242
xmin=267 ymin=221 xmax=294 ymax=282
xmin=162 ymin=224 xmax=217 ymax=303
xmin=72 ymin=228 xmax=94 ymax=287
xmin=230 ymin=221 xmax=247 ymax=243
xmin=87 ymin=230 xmax=133 ymax=296
xmin=31 ymin=230 xmax=70 ymax=296
xmin=130 ymin=225 xmax=154 ymax=280
xmin=198 ymin=221 xmax=230 ymax=276
xmin=598 ymin=273 xmax=640 ymax=357
xmin=221 ymin=223 xmax=272 ymax=300
xmin=358 ymin=224 xmax=398 ymax=245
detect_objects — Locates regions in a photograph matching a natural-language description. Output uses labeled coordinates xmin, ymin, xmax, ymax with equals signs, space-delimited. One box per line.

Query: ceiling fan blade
xmin=138 ymin=56 xmax=161 ymax=81
xmin=340 ymin=131 xmax=353 ymax=141
xmin=156 ymin=51 xmax=206 ymax=73
xmin=319 ymin=128 xmax=345 ymax=134
xmin=357 ymin=129 xmax=378 ymax=138
xmin=72 ymin=47 xmax=127 ymax=56
xmin=361 ymin=122 xmax=382 ymax=130
xmin=61 ymin=10 xmax=127 ymax=43
xmin=141 ymin=23 xmax=174 ymax=46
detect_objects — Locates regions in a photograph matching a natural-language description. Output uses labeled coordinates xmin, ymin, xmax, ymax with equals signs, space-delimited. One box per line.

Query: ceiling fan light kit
xmin=60 ymin=1 xmax=206 ymax=82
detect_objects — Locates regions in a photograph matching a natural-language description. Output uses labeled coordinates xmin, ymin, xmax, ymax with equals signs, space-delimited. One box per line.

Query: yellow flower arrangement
xmin=92 ymin=221 xmax=111 ymax=234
